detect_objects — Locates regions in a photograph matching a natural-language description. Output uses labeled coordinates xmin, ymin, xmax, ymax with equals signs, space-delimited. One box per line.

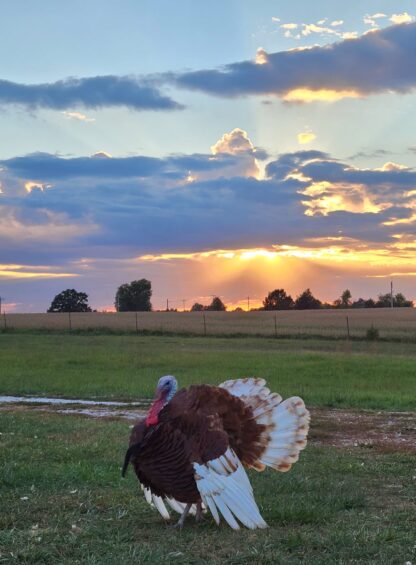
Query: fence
xmin=2 ymin=309 xmax=416 ymax=341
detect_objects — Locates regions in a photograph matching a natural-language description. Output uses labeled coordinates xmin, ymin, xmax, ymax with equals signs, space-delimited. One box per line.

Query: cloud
xmin=211 ymin=128 xmax=257 ymax=155
xmin=173 ymin=23 xmax=416 ymax=102
xmin=0 ymin=76 xmax=182 ymax=112
xmin=0 ymin=264 xmax=78 ymax=280
xmin=0 ymin=206 xmax=99 ymax=242
xmin=255 ymin=48 xmax=269 ymax=65
xmin=363 ymin=13 xmax=387 ymax=27
xmin=297 ymin=131 xmax=316 ymax=144
xmin=390 ymin=12 xmax=414 ymax=25
xmin=2 ymin=137 xmax=416 ymax=310
xmin=280 ymin=20 xmax=356 ymax=41
xmin=62 ymin=111 xmax=95 ymax=122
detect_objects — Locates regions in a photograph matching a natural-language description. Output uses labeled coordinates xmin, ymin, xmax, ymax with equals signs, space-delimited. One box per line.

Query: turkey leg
xmin=173 ymin=503 xmax=192 ymax=529
xmin=195 ymin=502 xmax=204 ymax=523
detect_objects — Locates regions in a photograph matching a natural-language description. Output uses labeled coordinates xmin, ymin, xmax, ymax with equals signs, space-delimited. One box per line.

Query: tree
xmin=294 ymin=288 xmax=321 ymax=310
xmin=377 ymin=292 xmax=413 ymax=308
xmin=394 ymin=293 xmax=413 ymax=307
xmin=263 ymin=289 xmax=294 ymax=310
xmin=341 ymin=289 xmax=352 ymax=308
xmin=115 ymin=279 xmax=152 ymax=312
xmin=48 ymin=289 xmax=92 ymax=313
xmin=334 ymin=289 xmax=352 ymax=308
xmin=207 ymin=296 xmax=226 ymax=311
xmin=375 ymin=293 xmax=392 ymax=308
xmin=191 ymin=302 xmax=204 ymax=312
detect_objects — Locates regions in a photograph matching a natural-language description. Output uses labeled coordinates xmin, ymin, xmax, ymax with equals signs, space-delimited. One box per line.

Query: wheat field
xmin=3 ymin=308 xmax=416 ymax=340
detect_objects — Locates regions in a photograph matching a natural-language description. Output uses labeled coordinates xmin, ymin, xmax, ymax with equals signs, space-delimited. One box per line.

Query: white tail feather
xmin=220 ymin=377 xmax=310 ymax=473
xmin=151 ymin=493 xmax=171 ymax=520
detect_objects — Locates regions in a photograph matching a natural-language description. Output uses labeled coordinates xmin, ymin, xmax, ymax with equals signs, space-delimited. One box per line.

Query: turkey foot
xmin=172 ymin=503 xmax=192 ymax=529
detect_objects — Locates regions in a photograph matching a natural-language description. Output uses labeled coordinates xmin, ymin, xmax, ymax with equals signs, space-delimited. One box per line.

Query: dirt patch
xmin=310 ymin=407 xmax=416 ymax=453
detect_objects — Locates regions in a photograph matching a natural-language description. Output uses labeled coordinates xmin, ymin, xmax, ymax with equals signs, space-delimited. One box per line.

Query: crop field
xmin=3 ymin=307 xmax=416 ymax=341
xmin=1 ymin=334 xmax=415 ymax=564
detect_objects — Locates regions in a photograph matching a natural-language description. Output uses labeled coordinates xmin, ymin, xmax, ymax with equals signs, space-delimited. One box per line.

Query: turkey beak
xmin=154 ymin=386 xmax=164 ymax=400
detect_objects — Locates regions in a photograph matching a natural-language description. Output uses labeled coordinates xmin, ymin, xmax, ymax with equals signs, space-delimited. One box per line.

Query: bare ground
xmin=310 ymin=407 xmax=416 ymax=453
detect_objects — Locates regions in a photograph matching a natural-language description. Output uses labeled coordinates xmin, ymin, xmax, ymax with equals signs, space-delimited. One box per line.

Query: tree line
xmin=46 ymin=280 xmax=413 ymax=313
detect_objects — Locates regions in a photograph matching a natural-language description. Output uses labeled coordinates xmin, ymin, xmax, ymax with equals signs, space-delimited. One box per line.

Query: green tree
xmin=191 ymin=302 xmax=204 ymax=311
xmin=48 ymin=289 xmax=92 ymax=313
xmin=207 ymin=297 xmax=226 ymax=311
xmin=115 ymin=279 xmax=152 ymax=312
xmin=263 ymin=289 xmax=294 ymax=310
xmin=294 ymin=288 xmax=321 ymax=310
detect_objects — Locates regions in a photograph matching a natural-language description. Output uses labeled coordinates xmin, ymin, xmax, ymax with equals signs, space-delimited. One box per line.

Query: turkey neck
xmin=146 ymin=390 xmax=167 ymax=426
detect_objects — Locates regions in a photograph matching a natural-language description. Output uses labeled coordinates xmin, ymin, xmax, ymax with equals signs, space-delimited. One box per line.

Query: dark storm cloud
xmin=0 ymin=152 xmax=240 ymax=181
xmin=0 ymin=76 xmax=182 ymax=111
xmin=172 ymin=23 xmax=416 ymax=98
xmin=1 ymin=148 xmax=415 ymax=265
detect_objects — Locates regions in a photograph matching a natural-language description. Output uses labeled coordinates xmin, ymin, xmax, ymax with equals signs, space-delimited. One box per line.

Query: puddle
xmin=39 ymin=407 xmax=146 ymax=420
xmin=0 ymin=395 xmax=150 ymax=407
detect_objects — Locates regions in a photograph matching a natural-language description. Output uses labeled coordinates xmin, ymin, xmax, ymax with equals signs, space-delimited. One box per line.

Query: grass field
xmin=3 ymin=308 xmax=416 ymax=341
xmin=1 ymin=333 xmax=415 ymax=563
xmin=1 ymin=334 xmax=416 ymax=410
xmin=1 ymin=411 xmax=415 ymax=564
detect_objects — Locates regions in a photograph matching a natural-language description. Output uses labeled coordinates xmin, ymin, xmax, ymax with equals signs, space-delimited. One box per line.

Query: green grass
xmin=1 ymin=411 xmax=415 ymax=564
xmin=1 ymin=334 xmax=416 ymax=410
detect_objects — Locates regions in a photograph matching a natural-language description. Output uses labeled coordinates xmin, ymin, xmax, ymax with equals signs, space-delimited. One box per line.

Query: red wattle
xmin=146 ymin=398 xmax=164 ymax=426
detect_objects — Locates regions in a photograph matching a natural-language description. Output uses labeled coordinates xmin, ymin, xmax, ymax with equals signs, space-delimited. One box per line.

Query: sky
xmin=1 ymin=1 xmax=416 ymax=312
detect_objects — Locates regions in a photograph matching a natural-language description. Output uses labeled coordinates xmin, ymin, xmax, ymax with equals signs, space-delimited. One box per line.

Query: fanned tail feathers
xmin=220 ymin=377 xmax=310 ymax=472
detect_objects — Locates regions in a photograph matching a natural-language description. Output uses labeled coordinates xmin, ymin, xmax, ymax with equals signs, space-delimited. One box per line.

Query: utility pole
xmin=182 ymin=299 xmax=186 ymax=311
xmin=390 ymin=280 xmax=394 ymax=308
xmin=247 ymin=296 xmax=250 ymax=312
xmin=166 ymin=298 xmax=169 ymax=311
xmin=0 ymin=296 xmax=2 ymax=315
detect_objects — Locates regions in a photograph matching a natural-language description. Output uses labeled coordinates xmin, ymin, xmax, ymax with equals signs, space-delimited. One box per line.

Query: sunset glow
xmin=1 ymin=4 xmax=416 ymax=311
xmin=283 ymin=88 xmax=361 ymax=103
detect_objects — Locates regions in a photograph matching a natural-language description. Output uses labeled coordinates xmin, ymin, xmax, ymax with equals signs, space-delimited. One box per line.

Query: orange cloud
xmin=0 ymin=264 xmax=78 ymax=280
xmin=283 ymin=88 xmax=361 ymax=102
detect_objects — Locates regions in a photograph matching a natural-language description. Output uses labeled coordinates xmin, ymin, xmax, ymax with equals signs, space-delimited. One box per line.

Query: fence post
xmin=135 ymin=312 xmax=139 ymax=335
xmin=203 ymin=313 xmax=207 ymax=336
xmin=274 ymin=313 xmax=277 ymax=338
xmin=346 ymin=316 xmax=350 ymax=340
xmin=68 ymin=312 xmax=72 ymax=331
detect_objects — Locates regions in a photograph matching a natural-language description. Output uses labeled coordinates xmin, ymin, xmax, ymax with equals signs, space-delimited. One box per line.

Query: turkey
xmin=122 ymin=375 xmax=310 ymax=530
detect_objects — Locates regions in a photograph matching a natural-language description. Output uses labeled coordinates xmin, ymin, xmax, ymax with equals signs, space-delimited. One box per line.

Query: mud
xmin=310 ymin=407 xmax=416 ymax=453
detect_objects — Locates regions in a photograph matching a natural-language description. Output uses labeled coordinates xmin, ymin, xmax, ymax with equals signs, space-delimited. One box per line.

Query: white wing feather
xmin=193 ymin=447 xmax=268 ymax=530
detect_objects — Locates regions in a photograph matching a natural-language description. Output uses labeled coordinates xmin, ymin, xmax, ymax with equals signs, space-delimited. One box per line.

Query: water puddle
xmin=0 ymin=395 xmax=148 ymax=420
xmin=0 ymin=395 xmax=149 ymax=407
xmin=39 ymin=407 xmax=145 ymax=420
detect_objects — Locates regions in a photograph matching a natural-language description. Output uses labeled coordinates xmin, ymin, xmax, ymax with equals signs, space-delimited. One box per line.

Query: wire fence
xmin=2 ymin=309 xmax=416 ymax=341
